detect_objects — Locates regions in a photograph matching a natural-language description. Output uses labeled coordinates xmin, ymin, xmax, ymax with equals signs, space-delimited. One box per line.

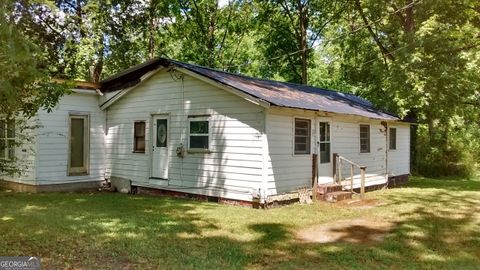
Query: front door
xmin=317 ymin=120 xmax=333 ymax=183
xmin=151 ymin=115 xmax=169 ymax=179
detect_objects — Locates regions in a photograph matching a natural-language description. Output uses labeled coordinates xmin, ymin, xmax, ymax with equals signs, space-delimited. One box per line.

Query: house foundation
xmin=0 ymin=180 xmax=103 ymax=192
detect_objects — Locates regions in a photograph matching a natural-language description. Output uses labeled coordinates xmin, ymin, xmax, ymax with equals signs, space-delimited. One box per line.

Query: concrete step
xmin=324 ymin=191 xmax=353 ymax=203
xmin=317 ymin=184 xmax=343 ymax=195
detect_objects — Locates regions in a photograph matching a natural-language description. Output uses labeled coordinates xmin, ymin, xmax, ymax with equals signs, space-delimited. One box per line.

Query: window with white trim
xmin=319 ymin=121 xmax=331 ymax=163
xmin=0 ymin=119 xmax=15 ymax=160
xmin=389 ymin=127 xmax=397 ymax=150
xmin=294 ymin=118 xmax=311 ymax=155
xmin=188 ymin=116 xmax=209 ymax=150
xmin=359 ymin=124 xmax=370 ymax=153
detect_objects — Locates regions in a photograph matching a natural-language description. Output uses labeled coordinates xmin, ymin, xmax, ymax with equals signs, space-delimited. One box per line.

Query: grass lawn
xmin=1 ymin=175 xmax=479 ymax=269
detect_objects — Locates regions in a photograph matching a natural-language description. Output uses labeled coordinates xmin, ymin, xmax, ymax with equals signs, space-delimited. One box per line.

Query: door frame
xmin=317 ymin=117 xmax=333 ymax=181
xmin=150 ymin=113 xmax=170 ymax=179
xmin=67 ymin=113 xmax=90 ymax=176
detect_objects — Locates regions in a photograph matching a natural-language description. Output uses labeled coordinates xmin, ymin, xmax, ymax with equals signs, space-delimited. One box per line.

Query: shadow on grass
xmin=0 ymin=183 xmax=479 ymax=269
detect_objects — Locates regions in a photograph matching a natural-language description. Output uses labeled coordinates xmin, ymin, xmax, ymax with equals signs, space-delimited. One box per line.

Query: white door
xmin=151 ymin=115 xmax=169 ymax=179
xmin=317 ymin=120 xmax=333 ymax=183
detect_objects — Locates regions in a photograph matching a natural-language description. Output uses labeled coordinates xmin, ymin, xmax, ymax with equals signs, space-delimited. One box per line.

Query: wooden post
xmin=332 ymin=153 xmax=338 ymax=184
xmin=360 ymin=166 xmax=366 ymax=199
xmin=350 ymin=164 xmax=354 ymax=192
xmin=338 ymin=158 xmax=342 ymax=185
xmin=312 ymin=154 xmax=318 ymax=202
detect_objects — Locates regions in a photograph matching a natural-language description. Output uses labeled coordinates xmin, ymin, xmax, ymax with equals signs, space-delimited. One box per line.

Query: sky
xmin=218 ymin=0 xmax=230 ymax=8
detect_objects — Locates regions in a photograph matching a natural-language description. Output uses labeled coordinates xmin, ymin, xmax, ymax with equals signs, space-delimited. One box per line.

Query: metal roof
xmin=101 ymin=58 xmax=399 ymax=120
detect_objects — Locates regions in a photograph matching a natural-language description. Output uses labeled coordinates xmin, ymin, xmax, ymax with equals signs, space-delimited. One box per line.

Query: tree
xmin=254 ymin=0 xmax=346 ymax=84
xmin=322 ymin=0 xmax=480 ymax=176
xmin=1 ymin=0 xmax=69 ymax=174
xmin=173 ymin=0 xmax=257 ymax=71
xmin=0 ymin=1 xmax=67 ymax=118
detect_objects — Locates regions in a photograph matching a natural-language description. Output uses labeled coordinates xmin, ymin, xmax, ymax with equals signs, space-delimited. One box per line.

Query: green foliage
xmin=0 ymin=118 xmax=40 ymax=176
xmin=0 ymin=0 xmax=69 ymax=174
xmin=319 ymin=0 xmax=480 ymax=176
xmin=415 ymin=124 xmax=478 ymax=178
xmin=0 ymin=0 xmax=68 ymax=118
xmin=254 ymin=0 xmax=346 ymax=84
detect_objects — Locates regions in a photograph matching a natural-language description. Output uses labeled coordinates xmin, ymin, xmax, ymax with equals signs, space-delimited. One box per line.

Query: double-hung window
xmin=188 ymin=116 xmax=209 ymax=151
xmin=0 ymin=119 xmax=15 ymax=159
xmin=359 ymin=124 xmax=370 ymax=153
xmin=133 ymin=121 xmax=146 ymax=153
xmin=294 ymin=118 xmax=311 ymax=155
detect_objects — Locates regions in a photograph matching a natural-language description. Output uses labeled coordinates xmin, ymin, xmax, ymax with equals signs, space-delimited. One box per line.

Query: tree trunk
xmin=147 ymin=2 xmax=157 ymax=60
xmin=207 ymin=8 xmax=217 ymax=67
xmin=91 ymin=58 xmax=103 ymax=83
xmin=354 ymin=0 xmax=394 ymax=61
xmin=91 ymin=34 xmax=104 ymax=83
xmin=148 ymin=17 xmax=155 ymax=59
xmin=76 ymin=0 xmax=85 ymax=38
xmin=299 ymin=0 xmax=308 ymax=85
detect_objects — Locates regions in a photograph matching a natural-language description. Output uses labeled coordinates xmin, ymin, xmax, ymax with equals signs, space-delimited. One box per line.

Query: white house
xmin=1 ymin=58 xmax=411 ymax=205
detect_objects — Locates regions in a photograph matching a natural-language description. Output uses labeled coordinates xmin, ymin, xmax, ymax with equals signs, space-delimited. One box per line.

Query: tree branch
xmin=388 ymin=1 xmax=407 ymax=29
xmin=309 ymin=2 xmax=347 ymax=47
xmin=355 ymin=0 xmax=395 ymax=61
xmin=216 ymin=0 xmax=234 ymax=62
xmin=447 ymin=42 xmax=480 ymax=53
xmin=279 ymin=0 xmax=301 ymax=40
xmin=191 ymin=0 xmax=208 ymax=37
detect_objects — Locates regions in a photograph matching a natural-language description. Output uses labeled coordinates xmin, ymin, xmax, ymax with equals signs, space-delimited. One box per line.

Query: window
xmin=0 ymin=119 xmax=15 ymax=160
xmin=68 ymin=115 xmax=89 ymax=175
xmin=188 ymin=116 xmax=209 ymax=150
xmin=294 ymin=118 xmax=311 ymax=155
xmin=389 ymin=127 xmax=397 ymax=150
xmin=319 ymin=122 xmax=331 ymax=163
xmin=156 ymin=119 xmax=168 ymax=147
xmin=359 ymin=124 xmax=370 ymax=153
xmin=133 ymin=121 xmax=146 ymax=153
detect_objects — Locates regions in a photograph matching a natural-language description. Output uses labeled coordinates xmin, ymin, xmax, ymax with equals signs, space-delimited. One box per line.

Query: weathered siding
xmin=264 ymin=109 xmax=317 ymax=195
xmin=35 ymin=92 xmax=106 ymax=184
xmin=0 ymin=117 xmax=38 ymax=185
xmin=106 ymin=70 xmax=265 ymax=201
xmin=330 ymin=116 xmax=388 ymax=188
xmin=265 ymin=108 xmax=396 ymax=195
xmin=387 ymin=123 xmax=410 ymax=176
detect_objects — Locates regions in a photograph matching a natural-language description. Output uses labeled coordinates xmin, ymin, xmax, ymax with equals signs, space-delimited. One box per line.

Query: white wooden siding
xmin=264 ymin=108 xmax=407 ymax=196
xmin=106 ymin=70 xmax=265 ymax=201
xmin=0 ymin=116 xmax=38 ymax=184
xmin=2 ymin=70 xmax=410 ymax=199
xmin=264 ymin=109 xmax=317 ymax=195
xmin=387 ymin=123 xmax=411 ymax=176
xmin=329 ymin=116 xmax=389 ymax=187
xmin=35 ymin=92 xmax=106 ymax=184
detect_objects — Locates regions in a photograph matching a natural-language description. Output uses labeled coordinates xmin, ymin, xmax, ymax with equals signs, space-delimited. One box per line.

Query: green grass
xmin=1 ymin=175 xmax=479 ymax=269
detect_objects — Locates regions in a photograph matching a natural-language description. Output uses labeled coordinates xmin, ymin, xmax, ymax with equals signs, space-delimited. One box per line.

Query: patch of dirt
xmin=337 ymin=198 xmax=387 ymax=209
xmin=297 ymin=218 xmax=394 ymax=244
